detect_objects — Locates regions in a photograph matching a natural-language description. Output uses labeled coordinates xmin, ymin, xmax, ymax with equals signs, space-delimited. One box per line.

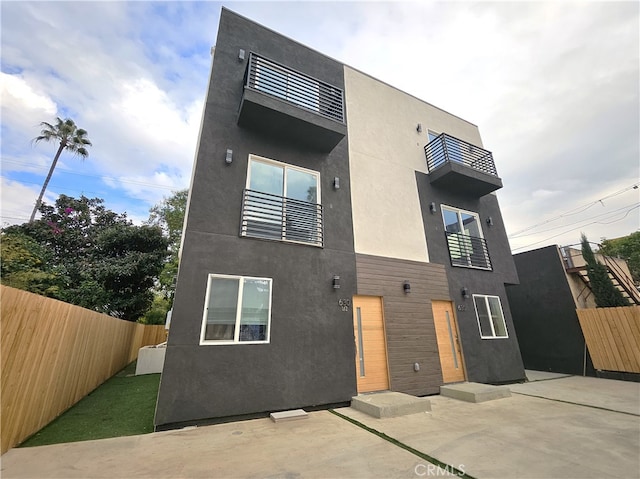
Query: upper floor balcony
xmin=238 ymin=53 xmax=347 ymax=152
xmin=424 ymin=133 xmax=503 ymax=197
xmin=240 ymin=189 xmax=324 ymax=247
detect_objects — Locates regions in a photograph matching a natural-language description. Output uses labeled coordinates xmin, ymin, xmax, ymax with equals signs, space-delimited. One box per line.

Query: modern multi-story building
xmin=155 ymin=8 xmax=525 ymax=430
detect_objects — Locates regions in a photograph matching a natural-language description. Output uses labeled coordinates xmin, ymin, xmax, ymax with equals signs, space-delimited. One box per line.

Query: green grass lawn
xmin=20 ymin=361 xmax=160 ymax=447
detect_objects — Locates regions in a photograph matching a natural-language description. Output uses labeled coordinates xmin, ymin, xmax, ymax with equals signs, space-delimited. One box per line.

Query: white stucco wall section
xmin=343 ymin=66 xmax=482 ymax=262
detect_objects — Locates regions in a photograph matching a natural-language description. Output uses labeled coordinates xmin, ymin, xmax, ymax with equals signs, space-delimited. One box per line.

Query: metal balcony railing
xmin=445 ymin=231 xmax=492 ymax=270
xmin=245 ymin=53 xmax=345 ymax=123
xmin=425 ymin=133 xmax=498 ymax=177
xmin=240 ymin=189 xmax=323 ymax=247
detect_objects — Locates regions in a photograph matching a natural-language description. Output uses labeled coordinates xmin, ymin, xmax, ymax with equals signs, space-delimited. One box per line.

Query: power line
xmin=508 ymin=182 xmax=640 ymax=238
xmin=2 ymin=160 xmax=183 ymax=190
xmin=511 ymin=204 xmax=640 ymax=253
xmin=1 ymin=176 xmax=107 ymax=197
xmin=509 ymin=202 xmax=639 ymax=238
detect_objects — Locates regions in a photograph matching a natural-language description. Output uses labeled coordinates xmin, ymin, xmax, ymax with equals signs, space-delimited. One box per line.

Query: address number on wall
xmin=339 ymin=299 xmax=351 ymax=312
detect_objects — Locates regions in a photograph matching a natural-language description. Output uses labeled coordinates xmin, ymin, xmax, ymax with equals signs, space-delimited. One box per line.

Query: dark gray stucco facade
xmin=155 ymin=9 xmax=357 ymax=429
xmin=156 ymin=8 xmax=528 ymax=429
xmin=506 ymin=246 xmax=594 ymax=376
xmin=417 ymin=176 xmax=526 ymax=384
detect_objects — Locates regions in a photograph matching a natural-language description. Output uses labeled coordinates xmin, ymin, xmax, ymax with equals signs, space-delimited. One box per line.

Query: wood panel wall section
xmin=576 ymin=306 xmax=640 ymax=373
xmin=1 ymin=286 xmax=167 ymax=454
xmin=355 ymin=254 xmax=451 ymax=396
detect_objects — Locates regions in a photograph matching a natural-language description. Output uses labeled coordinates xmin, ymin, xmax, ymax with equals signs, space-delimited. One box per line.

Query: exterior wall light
xmin=332 ymin=275 xmax=340 ymax=290
xmin=333 ymin=177 xmax=340 ymax=190
xmin=486 ymin=216 xmax=493 ymax=226
xmin=238 ymin=49 xmax=246 ymax=62
xmin=225 ymin=149 xmax=233 ymax=165
xmin=403 ymin=281 xmax=411 ymax=294
xmin=429 ymin=202 xmax=437 ymax=214
xmin=461 ymin=287 xmax=470 ymax=299
xmin=416 ymin=123 xmax=422 ymax=133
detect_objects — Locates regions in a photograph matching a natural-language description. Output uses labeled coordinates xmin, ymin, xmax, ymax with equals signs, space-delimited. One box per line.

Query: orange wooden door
xmin=432 ymin=300 xmax=465 ymax=383
xmin=352 ymin=296 xmax=389 ymax=393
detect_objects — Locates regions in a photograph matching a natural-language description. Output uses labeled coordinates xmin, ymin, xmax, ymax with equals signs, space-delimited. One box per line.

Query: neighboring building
xmin=155 ymin=8 xmax=525 ymax=430
xmin=507 ymin=245 xmax=639 ymax=376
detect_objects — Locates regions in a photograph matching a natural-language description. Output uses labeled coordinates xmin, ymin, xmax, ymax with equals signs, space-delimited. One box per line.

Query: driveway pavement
xmin=2 ymin=373 xmax=639 ymax=479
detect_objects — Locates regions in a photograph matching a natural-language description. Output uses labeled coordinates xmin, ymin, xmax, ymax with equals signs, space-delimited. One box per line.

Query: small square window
xmin=473 ymin=294 xmax=508 ymax=339
xmin=200 ymin=274 xmax=272 ymax=345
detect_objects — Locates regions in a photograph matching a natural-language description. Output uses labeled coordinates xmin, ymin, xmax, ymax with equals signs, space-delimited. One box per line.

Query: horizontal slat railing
xmin=241 ymin=189 xmax=323 ymax=247
xmin=425 ymin=133 xmax=498 ymax=176
xmin=445 ymin=231 xmax=492 ymax=270
xmin=245 ymin=53 xmax=345 ymax=123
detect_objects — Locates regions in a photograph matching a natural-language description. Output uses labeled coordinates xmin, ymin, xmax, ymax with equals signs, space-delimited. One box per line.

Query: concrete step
xmin=351 ymin=391 xmax=431 ymax=418
xmin=270 ymin=409 xmax=308 ymax=422
xmin=440 ymin=382 xmax=511 ymax=403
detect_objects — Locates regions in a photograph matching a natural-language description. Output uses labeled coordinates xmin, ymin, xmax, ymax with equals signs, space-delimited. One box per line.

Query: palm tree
xmin=30 ymin=117 xmax=92 ymax=222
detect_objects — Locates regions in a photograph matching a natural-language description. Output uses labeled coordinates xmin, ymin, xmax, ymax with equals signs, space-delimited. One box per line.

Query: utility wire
xmin=511 ymin=204 xmax=640 ymax=252
xmin=509 ymin=202 xmax=639 ymax=238
xmin=2 ymin=159 xmax=184 ymax=190
xmin=508 ymin=182 xmax=640 ymax=238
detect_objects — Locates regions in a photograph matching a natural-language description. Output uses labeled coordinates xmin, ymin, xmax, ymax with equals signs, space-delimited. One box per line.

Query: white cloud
xmin=0 ymin=177 xmax=58 ymax=226
xmin=1 ymin=1 xmax=637 ymax=251
xmin=1 ymin=73 xmax=57 ymax=115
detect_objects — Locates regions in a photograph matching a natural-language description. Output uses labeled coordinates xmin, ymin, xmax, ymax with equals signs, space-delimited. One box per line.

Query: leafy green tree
xmin=30 ymin=117 xmax=92 ymax=223
xmin=600 ymin=232 xmax=640 ymax=285
xmin=139 ymin=296 xmax=171 ymax=325
xmin=581 ymin=233 xmax=629 ymax=307
xmin=5 ymin=194 xmax=168 ymax=320
xmin=147 ymin=189 xmax=188 ymax=304
xmin=92 ymin=222 xmax=168 ymax=319
xmin=0 ymin=231 xmax=60 ymax=296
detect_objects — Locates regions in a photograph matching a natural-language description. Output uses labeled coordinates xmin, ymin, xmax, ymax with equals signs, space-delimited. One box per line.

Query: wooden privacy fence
xmin=576 ymin=306 xmax=640 ymax=373
xmin=1 ymin=286 xmax=167 ymax=454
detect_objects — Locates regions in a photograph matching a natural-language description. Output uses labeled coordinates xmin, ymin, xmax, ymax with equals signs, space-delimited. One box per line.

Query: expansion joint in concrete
xmin=511 ymin=392 xmax=640 ymax=417
xmin=329 ymin=409 xmax=476 ymax=479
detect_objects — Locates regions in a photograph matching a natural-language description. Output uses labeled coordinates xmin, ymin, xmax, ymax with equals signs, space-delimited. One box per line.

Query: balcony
xmin=445 ymin=231 xmax=492 ymax=270
xmin=240 ymin=189 xmax=323 ymax=247
xmin=425 ymin=134 xmax=503 ymax=197
xmin=238 ymin=53 xmax=347 ymax=152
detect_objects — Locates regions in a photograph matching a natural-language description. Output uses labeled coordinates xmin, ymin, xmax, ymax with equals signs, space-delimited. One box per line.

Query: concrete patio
xmin=2 ymin=373 xmax=639 ymax=478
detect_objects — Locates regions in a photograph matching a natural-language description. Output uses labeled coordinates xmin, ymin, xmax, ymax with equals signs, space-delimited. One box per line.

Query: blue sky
xmin=1 ymin=1 xmax=638 ymax=252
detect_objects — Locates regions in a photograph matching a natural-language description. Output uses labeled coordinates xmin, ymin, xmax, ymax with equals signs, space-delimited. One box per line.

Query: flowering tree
xmin=3 ymin=195 xmax=168 ymax=321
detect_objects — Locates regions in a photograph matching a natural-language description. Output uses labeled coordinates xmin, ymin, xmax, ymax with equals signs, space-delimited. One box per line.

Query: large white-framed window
xmin=441 ymin=205 xmax=491 ymax=270
xmin=200 ymin=274 xmax=273 ymax=345
xmin=242 ymin=154 xmax=322 ymax=246
xmin=473 ymin=294 xmax=508 ymax=339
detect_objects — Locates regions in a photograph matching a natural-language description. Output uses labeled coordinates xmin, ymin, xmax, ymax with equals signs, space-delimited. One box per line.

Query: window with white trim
xmin=442 ymin=205 xmax=491 ymax=270
xmin=200 ymin=274 xmax=272 ymax=345
xmin=473 ymin=294 xmax=508 ymax=339
xmin=241 ymin=155 xmax=322 ymax=246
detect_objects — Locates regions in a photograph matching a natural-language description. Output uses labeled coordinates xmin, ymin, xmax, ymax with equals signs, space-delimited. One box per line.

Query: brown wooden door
xmin=352 ymin=296 xmax=389 ymax=393
xmin=432 ymin=300 xmax=465 ymax=383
